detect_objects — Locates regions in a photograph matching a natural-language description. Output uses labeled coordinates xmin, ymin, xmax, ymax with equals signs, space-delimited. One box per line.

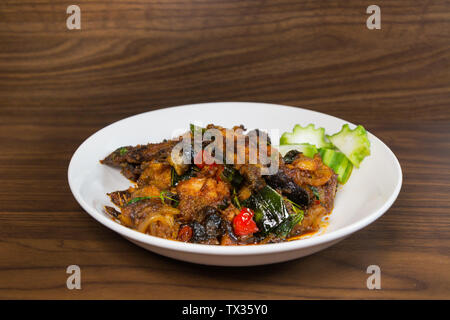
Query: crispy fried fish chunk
xmin=176 ymin=177 xmax=230 ymax=222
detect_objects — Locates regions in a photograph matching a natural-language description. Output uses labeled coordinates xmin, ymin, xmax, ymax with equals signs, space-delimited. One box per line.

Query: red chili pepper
xmin=314 ymin=199 xmax=321 ymax=205
xmin=232 ymin=207 xmax=259 ymax=236
xmin=177 ymin=225 xmax=193 ymax=242
xmin=194 ymin=150 xmax=217 ymax=169
xmin=209 ymin=162 xmax=218 ymax=168
xmin=193 ymin=150 xmax=204 ymax=168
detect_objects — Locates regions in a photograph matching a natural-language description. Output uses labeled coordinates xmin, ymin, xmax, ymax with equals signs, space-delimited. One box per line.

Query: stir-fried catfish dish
xmin=101 ymin=124 xmax=338 ymax=245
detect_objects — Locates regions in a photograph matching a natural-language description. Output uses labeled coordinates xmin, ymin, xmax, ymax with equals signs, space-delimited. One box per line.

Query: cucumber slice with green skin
xmin=278 ymin=143 xmax=318 ymax=158
xmin=319 ymin=148 xmax=353 ymax=184
xmin=327 ymin=124 xmax=370 ymax=168
xmin=280 ymin=124 xmax=333 ymax=149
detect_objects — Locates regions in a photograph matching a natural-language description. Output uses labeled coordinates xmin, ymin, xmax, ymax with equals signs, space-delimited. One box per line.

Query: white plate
xmin=68 ymin=102 xmax=402 ymax=266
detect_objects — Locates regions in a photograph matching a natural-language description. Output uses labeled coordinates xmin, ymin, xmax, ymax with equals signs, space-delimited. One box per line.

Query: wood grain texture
xmin=0 ymin=0 xmax=449 ymax=299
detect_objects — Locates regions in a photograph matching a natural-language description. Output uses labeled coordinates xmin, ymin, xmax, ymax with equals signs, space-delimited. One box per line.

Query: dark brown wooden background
xmin=0 ymin=0 xmax=449 ymax=299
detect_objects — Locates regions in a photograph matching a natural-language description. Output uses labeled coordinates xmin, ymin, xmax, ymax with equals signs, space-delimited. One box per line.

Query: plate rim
xmin=68 ymin=102 xmax=403 ymax=256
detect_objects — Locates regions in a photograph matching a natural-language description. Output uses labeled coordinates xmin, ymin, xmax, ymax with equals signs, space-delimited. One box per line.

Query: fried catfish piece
xmin=137 ymin=161 xmax=172 ymax=189
xmin=181 ymin=206 xmax=236 ymax=245
xmin=119 ymin=199 xmax=180 ymax=238
xmin=314 ymin=173 xmax=338 ymax=212
xmin=176 ymin=177 xmax=230 ymax=222
xmin=101 ymin=139 xmax=180 ymax=167
xmin=287 ymin=168 xmax=338 ymax=237
xmin=235 ymin=164 xmax=266 ymax=193
xmin=107 ymin=184 xmax=162 ymax=208
xmin=296 ymin=203 xmax=328 ymax=234
xmin=120 ymin=163 xmax=142 ymax=181
xmin=107 ymin=189 xmax=131 ymax=207
xmin=286 ymin=176 xmax=337 ymax=237
xmin=100 ymin=139 xmax=180 ymax=182
xmin=107 ymin=184 xmax=180 ymax=239
xmin=284 ymin=153 xmax=334 ymax=187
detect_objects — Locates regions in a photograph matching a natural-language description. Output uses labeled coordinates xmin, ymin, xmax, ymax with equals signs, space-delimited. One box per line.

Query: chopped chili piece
xmin=232 ymin=207 xmax=259 ymax=236
xmin=177 ymin=225 xmax=193 ymax=242
xmin=194 ymin=150 xmax=217 ymax=169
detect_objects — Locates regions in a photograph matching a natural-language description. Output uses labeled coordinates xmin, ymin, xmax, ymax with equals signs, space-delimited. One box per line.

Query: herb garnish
xmin=284 ymin=197 xmax=304 ymax=215
xmin=127 ymin=191 xmax=179 ymax=205
xmin=310 ymin=186 xmax=320 ymax=200
xmin=232 ymin=188 xmax=241 ymax=210
xmin=119 ymin=147 xmax=128 ymax=156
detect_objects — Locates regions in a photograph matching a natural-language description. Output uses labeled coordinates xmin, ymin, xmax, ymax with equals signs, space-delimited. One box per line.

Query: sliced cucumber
xmin=280 ymin=124 xmax=333 ymax=149
xmin=278 ymin=143 xmax=318 ymax=158
xmin=319 ymin=148 xmax=353 ymax=184
xmin=327 ymin=124 xmax=370 ymax=168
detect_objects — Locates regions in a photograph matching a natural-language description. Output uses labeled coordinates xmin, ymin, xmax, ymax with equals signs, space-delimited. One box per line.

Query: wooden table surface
xmin=0 ymin=0 xmax=449 ymax=299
